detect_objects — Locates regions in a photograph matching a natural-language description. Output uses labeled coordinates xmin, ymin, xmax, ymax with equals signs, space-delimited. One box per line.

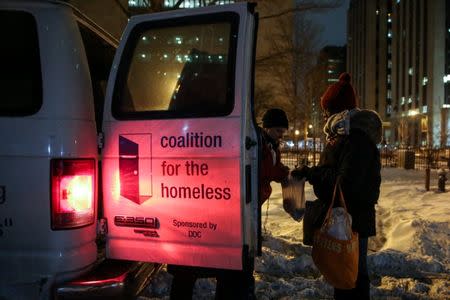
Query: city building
xmin=347 ymin=0 xmax=449 ymax=147
xmin=318 ymin=46 xmax=346 ymax=84
xmin=309 ymin=45 xmax=347 ymax=138
xmin=128 ymin=0 xmax=234 ymax=13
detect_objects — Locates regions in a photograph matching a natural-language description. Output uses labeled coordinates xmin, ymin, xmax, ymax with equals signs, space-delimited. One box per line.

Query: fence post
xmin=425 ymin=148 xmax=431 ymax=191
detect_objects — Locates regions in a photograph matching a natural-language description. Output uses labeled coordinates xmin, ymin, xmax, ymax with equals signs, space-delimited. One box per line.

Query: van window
xmin=112 ymin=13 xmax=239 ymax=119
xmin=0 ymin=10 xmax=42 ymax=116
xmin=77 ymin=23 xmax=116 ymax=133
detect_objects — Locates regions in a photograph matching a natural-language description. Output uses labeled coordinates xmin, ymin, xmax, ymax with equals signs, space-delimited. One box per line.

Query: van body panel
xmin=0 ymin=1 xmax=98 ymax=295
xmin=103 ymin=2 xmax=258 ymax=270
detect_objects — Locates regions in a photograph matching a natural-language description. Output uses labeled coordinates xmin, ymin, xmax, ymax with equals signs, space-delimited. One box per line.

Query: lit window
xmin=408 ymin=97 xmax=412 ymax=104
xmin=387 ymin=105 xmax=392 ymax=114
xmin=376 ymin=9 xmax=379 ymax=15
xmin=422 ymin=106 xmax=428 ymax=113
xmin=401 ymin=97 xmax=405 ymax=105
xmin=408 ymin=68 xmax=413 ymax=75
xmin=422 ymin=77 xmax=428 ymax=86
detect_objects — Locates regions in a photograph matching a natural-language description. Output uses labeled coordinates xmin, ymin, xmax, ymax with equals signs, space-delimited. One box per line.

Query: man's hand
xmin=291 ymin=165 xmax=310 ymax=180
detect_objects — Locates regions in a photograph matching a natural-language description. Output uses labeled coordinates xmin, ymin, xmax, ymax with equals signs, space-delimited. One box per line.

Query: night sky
xmin=308 ymin=0 xmax=350 ymax=49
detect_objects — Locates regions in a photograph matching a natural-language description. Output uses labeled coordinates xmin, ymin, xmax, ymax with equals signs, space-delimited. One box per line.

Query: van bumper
xmin=54 ymin=259 xmax=162 ymax=300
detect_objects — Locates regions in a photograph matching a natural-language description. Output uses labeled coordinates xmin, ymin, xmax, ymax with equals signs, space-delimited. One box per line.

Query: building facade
xmin=347 ymin=0 xmax=449 ymax=147
xmin=129 ymin=0 xmax=234 ymax=12
xmin=318 ymin=46 xmax=346 ymax=83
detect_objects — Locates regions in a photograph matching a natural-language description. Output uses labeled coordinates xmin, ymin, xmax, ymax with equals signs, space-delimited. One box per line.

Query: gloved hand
xmin=291 ymin=165 xmax=310 ymax=180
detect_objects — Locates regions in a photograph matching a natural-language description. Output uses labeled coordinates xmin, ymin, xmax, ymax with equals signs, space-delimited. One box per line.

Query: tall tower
xmin=347 ymin=0 xmax=449 ymax=147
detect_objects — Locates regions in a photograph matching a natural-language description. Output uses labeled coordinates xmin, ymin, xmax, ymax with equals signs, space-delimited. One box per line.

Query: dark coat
xmin=305 ymin=110 xmax=382 ymax=238
xmin=259 ymin=129 xmax=289 ymax=205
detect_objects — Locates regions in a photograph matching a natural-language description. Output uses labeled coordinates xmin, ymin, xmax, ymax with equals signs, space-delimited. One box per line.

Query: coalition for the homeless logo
xmin=119 ymin=134 xmax=152 ymax=204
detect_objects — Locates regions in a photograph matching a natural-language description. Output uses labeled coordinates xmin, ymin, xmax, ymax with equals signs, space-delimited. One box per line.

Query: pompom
xmin=320 ymin=72 xmax=357 ymax=113
xmin=339 ymin=72 xmax=351 ymax=83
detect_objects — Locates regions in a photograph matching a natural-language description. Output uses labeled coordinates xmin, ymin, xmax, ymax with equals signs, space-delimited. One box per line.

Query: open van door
xmin=102 ymin=2 xmax=258 ymax=270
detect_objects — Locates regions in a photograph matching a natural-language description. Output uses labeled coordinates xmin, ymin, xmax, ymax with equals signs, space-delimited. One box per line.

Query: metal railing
xmin=281 ymin=147 xmax=450 ymax=171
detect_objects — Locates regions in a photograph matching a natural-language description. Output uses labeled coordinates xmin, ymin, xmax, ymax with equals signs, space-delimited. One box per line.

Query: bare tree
xmin=254 ymin=0 xmax=342 ymax=140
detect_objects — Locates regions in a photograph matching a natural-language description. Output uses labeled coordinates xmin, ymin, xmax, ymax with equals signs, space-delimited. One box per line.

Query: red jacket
xmin=259 ymin=131 xmax=289 ymax=205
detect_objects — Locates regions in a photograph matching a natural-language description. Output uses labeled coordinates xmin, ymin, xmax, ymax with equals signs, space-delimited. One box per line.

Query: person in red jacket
xmin=169 ymin=109 xmax=290 ymax=300
xmin=259 ymin=108 xmax=290 ymax=205
xmin=214 ymin=108 xmax=291 ymax=300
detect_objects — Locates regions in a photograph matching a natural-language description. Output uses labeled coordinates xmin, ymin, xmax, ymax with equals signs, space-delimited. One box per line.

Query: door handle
xmin=245 ymin=136 xmax=257 ymax=150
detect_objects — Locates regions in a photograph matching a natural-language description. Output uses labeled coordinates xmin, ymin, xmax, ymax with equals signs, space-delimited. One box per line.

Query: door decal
xmin=119 ymin=134 xmax=152 ymax=204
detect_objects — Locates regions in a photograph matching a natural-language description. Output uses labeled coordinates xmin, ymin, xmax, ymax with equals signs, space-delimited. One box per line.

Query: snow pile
xmin=141 ymin=168 xmax=450 ymax=299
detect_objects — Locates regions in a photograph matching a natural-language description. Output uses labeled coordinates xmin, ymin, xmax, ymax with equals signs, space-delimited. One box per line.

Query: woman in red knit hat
xmin=293 ymin=73 xmax=382 ymax=299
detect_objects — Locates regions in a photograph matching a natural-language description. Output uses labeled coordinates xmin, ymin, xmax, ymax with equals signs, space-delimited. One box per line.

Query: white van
xmin=0 ymin=1 xmax=259 ymax=299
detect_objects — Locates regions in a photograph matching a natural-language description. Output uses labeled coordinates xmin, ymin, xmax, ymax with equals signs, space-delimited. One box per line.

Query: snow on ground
xmin=141 ymin=168 xmax=450 ymax=299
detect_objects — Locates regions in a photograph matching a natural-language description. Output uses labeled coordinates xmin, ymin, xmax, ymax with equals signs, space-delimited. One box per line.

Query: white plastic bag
xmin=324 ymin=207 xmax=352 ymax=240
xmin=281 ymin=175 xmax=306 ymax=221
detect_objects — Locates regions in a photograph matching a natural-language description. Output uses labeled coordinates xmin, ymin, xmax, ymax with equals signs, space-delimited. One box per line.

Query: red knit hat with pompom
xmin=320 ymin=72 xmax=358 ymax=113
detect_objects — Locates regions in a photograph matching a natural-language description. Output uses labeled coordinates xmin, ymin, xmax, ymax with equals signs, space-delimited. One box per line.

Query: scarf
xmin=323 ymin=108 xmax=360 ymax=143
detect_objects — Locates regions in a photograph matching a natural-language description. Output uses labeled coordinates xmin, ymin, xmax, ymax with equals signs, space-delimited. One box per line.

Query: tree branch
xmin=259 ymin=0 xmax=343 ymax=20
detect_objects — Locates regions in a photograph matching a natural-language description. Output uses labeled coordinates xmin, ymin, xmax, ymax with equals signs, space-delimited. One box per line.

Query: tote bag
xmin=311 ymin=182 xmax=359 ymax=290
xmin=302 ymin=200 xmax=327 ymax=246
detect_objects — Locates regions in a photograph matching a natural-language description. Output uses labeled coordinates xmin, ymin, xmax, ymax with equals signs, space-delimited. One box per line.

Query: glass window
xmin=112 ymin=13 xmax=238 ymax=119
xmin=0 ymin=11 xmax=42 ymax=116
xmin=77 ymin=22 xmax=117 ymax=133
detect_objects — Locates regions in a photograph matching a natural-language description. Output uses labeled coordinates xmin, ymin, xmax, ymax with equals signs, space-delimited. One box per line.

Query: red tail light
xmin=51 ymin=159 xmax=95 ymax=230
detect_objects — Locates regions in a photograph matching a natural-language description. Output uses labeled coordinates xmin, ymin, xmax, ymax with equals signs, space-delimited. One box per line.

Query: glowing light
xmin=308 ymin=124 xmax=313 ymax=129
xmin=63 ymin=176 xmax=93 ymax=211
xmin=443 ymin=74 xmax=450 ymax=83
xmin=408 ymin=109 xmax=419 ymax=117
xmin=294 ymin=130 xmax=300 ymax=136
xmin=112 ymin=171 xmax=120 ymax=203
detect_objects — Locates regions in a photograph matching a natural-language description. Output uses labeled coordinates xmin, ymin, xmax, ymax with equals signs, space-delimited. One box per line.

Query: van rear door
xmin=102 ymin=3 xmax=258 ymax=270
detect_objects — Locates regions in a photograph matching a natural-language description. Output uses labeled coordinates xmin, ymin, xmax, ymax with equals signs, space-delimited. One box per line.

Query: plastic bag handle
xmin=321 ymin=180 xmax=352 ymax=234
